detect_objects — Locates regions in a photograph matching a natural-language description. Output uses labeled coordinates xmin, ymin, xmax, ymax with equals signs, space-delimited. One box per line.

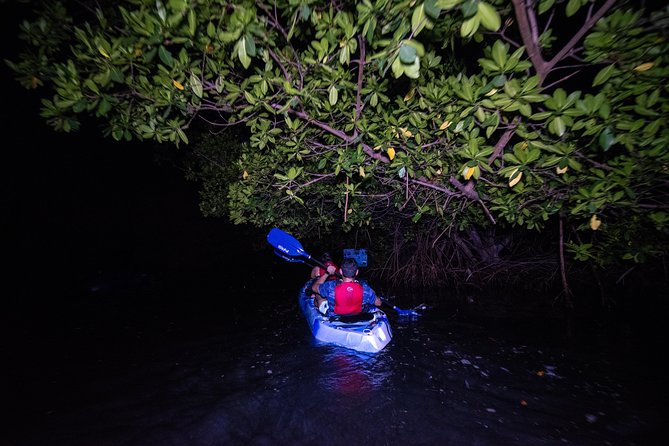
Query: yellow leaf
xmin=98 ymin=47 xmax=110 ymax=59
xmin=464 ymin=166 xmax=476 ymax=180
xmin=590 ymin=214 xmax=601 ymax=230
xmin=485 ymin=88 xmax=498 ymax=97
xmin=347 ymin=208 xmax=353 ymax=214
xmin=242 ymin=170 xmax=249 ymax=179
xmin=399 ymin=127 xmax=413 ymax=137
xmin=173 ymin=80 xmax=185 ymax=90
xmin=387 ymin=147 xmax=396 ymax=160
xmin=519 ymin=141 xmax=528 ymax=150
xmin=133 ymin=48 xmax=143 ymax=57
xmin=633 ymin=62 xmax=654 ymax=72
xmin=439 ymin=120 xmax=451 ymax=130
xmin=556 ymin=165 xmax=568 ymax=174
xmin=373 ymin=145 xmax=381 ymax=151
xmin=404 ymin=89 xmax=415 ymax=102
xmin=359 ymin=166 xmax=366 ymax=177
xmin=509 ymin=168 xmax=522 ymax=187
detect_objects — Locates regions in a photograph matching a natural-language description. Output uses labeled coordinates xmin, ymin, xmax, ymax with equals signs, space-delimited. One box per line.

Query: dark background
xmin=1 ymin=3 xmax=306 ymax=331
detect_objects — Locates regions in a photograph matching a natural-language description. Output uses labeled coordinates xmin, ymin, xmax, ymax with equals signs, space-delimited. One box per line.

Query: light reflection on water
xmin=318 ymin=348 xmax=393 ymax=396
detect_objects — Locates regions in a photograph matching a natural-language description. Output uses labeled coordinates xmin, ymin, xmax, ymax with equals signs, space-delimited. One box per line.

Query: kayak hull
xmin=298 ymin=281 xmax=392 ymax=353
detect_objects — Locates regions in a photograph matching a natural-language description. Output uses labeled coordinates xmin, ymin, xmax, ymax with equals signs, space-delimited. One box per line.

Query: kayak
xmin=298 ymin=281 xmax=393 ymax=353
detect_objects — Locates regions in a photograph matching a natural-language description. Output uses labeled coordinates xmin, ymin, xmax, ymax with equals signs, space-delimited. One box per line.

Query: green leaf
xmin=424 ymin=0 xmax=442 ymax=19
xmin=399 ymin=44 xmax=417 ymax=64
xmin=391 ymin=56 xmax=403 ymax=78
xmin=403 ymin=39 xmax=426 ymax=56
xmin=477 ymin=2 xmax=501 ymax=31
xmin=549 ymin=117 xmax=566 ymax=136
xmin=339 ymin=44 xmax=350 ymax=65
xmin=190 ymin=72 xmax=203 ymax=98
xmin=238 ymin=38 xmax=251 ymax=68
xmin=478 ymin=58 xmax=500 ymax=72
xmin=491 ymin=40 xmax=507 ymax=68
xmin=403 ymin=56 xmax=421 ymax=78
xmin=411 ymin=4 xmax=427 ymax=35
xmin=188 ymin=9 xmax=196 ymax=36
xmin=598 ymin=127 xmax=615 ymax=151
xmin=158 ymin=46 xmax=174 ymax=67
xmin=299 ymin=3 xmax=311 ymax=20
xmin=460 ymin=15 xmax=480 ymax=39
xmin=593 ymin=64 xmax=615 ymax=86
xmin=461 ymin=0 xmax=478 ymax=18
xmin=245 ymin=34 xmax=256 ymax=57
xmin=243 ymin=90 xmax=256 ymax=104
xmin=538 ymin=0 xmax=555 ymax=15
xmin=492 ymin=74 xmax=506 ymax=87
xmin=177 ymin=128 xmax=189 ymax=144
xmin=84 ymin=79 xmax=99 ymax=94
xmin=566 ymin=0 xmax=581 ymax=17
xmin=329 ymin=85 xmax=338 ymax=106
xmin=98 ymin=97 xmax=111 ymax=115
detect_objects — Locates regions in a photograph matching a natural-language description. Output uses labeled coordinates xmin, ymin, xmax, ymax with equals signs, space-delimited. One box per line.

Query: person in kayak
xmin=311 ymin=258 xmax=381 ymax=315
xmin=310 ymin=252 xmax=338 ymax=279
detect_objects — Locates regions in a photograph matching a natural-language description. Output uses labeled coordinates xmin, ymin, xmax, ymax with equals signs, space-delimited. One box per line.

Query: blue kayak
xmin=298 ymin=281 xmax=392 ymax=353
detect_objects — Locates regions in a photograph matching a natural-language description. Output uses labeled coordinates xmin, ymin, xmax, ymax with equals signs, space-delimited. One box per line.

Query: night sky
xmin=1 ymin=6 xmax=293 ymax=317
xmin=3 ymin=73 xmax=286 ymax=310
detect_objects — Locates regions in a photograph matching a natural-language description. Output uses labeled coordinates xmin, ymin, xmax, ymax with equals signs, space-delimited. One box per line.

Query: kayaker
xmin=311 ymin=258 xmax=381 ymax=316
xmin=310 ymin=252 xmax=338 ymax=279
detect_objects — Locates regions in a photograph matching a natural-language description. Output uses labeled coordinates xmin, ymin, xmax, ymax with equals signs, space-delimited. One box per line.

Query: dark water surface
xmin=4 ymin=270 xmax=664 ymax=446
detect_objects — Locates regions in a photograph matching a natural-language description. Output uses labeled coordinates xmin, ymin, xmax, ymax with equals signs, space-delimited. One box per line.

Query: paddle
xmin=267 ymin=227 xmax=314 ymax=261
xmin=267 ymin=228 xmax=421 ymax=317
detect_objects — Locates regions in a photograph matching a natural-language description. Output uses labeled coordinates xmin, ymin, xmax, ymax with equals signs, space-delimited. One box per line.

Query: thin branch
xmin=488 ymin=121 xmax=518 ymax=164
xmin=541 ymin=69 xmax=582 ymax=90
xmin=410 ymin=177 xmax=457 ymax=196
xmin=344 ymin=176 xmax=349 ymax=222
xmin=545 ymin=0 xmax=616 ymax=72
xmin=354 ymin=35 xmax=366 ymax=131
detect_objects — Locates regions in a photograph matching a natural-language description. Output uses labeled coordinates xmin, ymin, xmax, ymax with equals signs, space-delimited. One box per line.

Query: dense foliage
xmin=8 ymin=0 xmax=668 ymax=297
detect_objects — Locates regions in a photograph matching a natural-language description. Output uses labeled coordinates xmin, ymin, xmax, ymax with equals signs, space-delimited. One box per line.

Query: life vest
xmin=334 ymin=281 xmax=363 ymax=315
xmin=317 ymin=261 xmax=338 ymax=279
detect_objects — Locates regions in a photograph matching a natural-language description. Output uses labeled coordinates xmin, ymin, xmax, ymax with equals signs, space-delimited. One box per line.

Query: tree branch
xmin=270 ymin=104 xmax=389 ymax=162
xmin=545 ymin=0 xmax=616 ymax=73
xmin=354 ymin=35 xmax=366 ymax=132
xmin=488 ymin=122 xmax=518 ymax=164
xmin=511 ymin=0 xmax=547 ymax=77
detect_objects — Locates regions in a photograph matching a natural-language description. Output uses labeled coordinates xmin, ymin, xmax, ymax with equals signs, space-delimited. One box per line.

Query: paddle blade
xmin=393 ymin=307 xmax=421 ymax=318
xmin=379 ymin=297 xmax=423 ymax=318
xmin=273 ymin=250 xmax=306 ymax=263
xmin=267 ymin=228 xmax=311 ymax=259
